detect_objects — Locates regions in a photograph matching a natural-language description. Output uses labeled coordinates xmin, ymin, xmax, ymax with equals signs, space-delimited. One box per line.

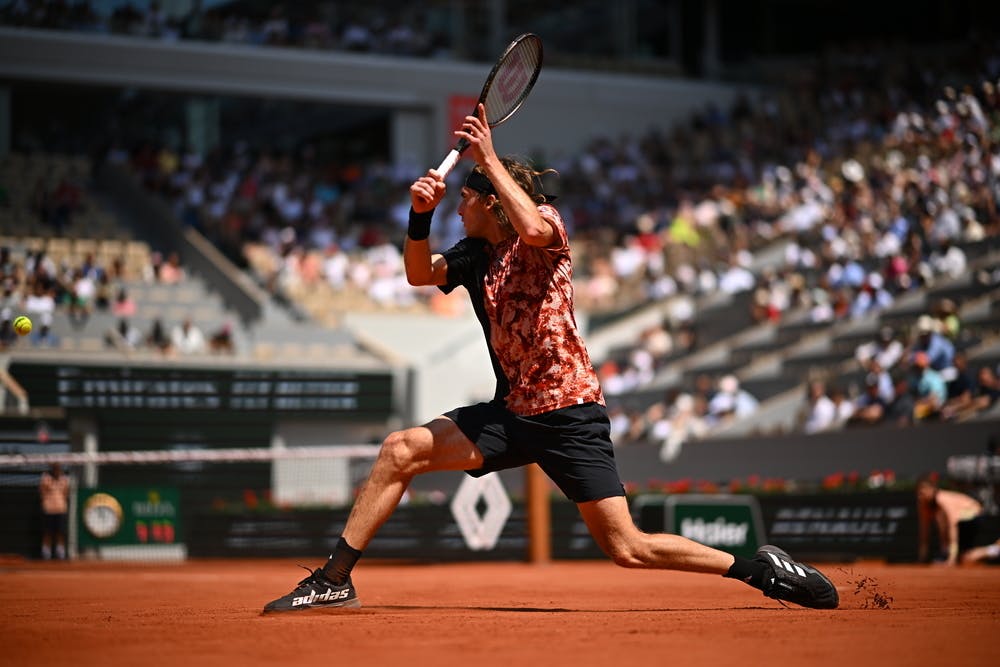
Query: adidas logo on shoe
xmin=293 ymin=587 xmax=352 ymax=607
xmin=263 ymin=567 xmax=361 ymax=613
xmin=754 ymin=545 xmax=839 ymax=610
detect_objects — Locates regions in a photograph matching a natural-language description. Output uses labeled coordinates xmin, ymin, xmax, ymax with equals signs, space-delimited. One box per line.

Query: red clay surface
xmin=1 ymin=558 xmax=998 ymax=667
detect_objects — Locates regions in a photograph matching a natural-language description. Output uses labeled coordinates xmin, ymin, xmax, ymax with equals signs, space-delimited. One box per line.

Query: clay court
xmin=2 ymin=558 xmax=997 ymax=667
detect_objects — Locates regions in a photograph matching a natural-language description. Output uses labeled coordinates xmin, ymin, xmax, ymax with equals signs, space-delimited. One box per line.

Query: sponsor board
xmin=756 ymin=492 xmax=918 ymax=561
xmin=77 ymin=487 xmax=184 ymax=559
xmin=634 ymin=494 xmax=765 ymax=559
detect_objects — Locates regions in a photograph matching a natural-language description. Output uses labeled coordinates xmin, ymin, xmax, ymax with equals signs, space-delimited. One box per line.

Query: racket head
xmin=478 ymin=33 xmax=544 ymax=128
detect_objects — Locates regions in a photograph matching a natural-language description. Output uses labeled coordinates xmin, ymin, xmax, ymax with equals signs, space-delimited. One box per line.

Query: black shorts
xmin=42 ymin=512 xmax=67 ymax=536
xmin=444 ymin=401 xmax=625 ymax=503
xmin=958 ymin=516 xmax=983 ymax=553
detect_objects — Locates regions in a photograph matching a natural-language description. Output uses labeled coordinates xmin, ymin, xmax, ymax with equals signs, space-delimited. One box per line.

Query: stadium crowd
xmin=4 ymin=9 xmax=1000 ymax=441
xmin=0 ymin=230 xmax=234 ymax=357
xmin=101 ymin=37 xmax=1000 ymax=446
xmin=1 ymin=0 xmax=449 ymax=58
xmin=579 ymin=41 xmax=1000 ymax=447
xmin=119 ymin=38 xmax=999 ymax=324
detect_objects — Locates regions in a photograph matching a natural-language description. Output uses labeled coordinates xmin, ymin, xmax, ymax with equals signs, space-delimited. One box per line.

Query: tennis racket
xmin=435 ymin=33 xmax=544 ymax=177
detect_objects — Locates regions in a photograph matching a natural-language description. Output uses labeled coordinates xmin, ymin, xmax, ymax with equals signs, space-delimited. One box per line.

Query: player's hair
xmin=470 ymin=156 xmax=556 ymax=234
xmin=916 ymin=472 xmax=939 ymax=488
xmin=916 ymin=472 xmax=940 ymax=508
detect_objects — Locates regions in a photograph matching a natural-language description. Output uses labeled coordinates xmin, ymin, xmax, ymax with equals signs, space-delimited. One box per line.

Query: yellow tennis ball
xmin=13 ymin=315 xmax=32 ymax=336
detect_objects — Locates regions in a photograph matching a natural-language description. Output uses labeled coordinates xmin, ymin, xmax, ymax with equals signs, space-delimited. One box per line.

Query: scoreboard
xmin=9 ymin=361 xmax=395 ymax=419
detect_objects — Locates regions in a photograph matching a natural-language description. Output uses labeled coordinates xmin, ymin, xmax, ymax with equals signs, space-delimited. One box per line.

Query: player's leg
xmin=960 ymin=539 xmax=1000 ymax=564
xmin=576 ymin=496 xmax=838 ymax=609
xmin=341 ymin=417 xmax=483 ymax=550
xmin=263 ymin=417 xmax=483 ymax=613
xmin=54 ymin=513 xmax=68 ymax=560
xmin=40 ymin=514 xmax=53 ymax=560
xmin=577 ymin=495 xmax=735 ymax=573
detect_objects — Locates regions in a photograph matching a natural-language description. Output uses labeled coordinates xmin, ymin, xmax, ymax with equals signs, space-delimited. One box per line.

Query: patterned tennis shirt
xmin=439 ymin=204 xmax=605 ymax=416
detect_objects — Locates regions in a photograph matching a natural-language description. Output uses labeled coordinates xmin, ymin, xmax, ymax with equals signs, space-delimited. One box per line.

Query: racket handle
xmin=434 ymin=138 xmax=470 ymax=178
xmin=435 ymin=149 xmax=461 ymax=178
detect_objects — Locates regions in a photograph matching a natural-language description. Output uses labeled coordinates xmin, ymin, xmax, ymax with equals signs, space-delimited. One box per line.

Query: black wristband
xmin=407 ymin=208 xmax=433 ymax=241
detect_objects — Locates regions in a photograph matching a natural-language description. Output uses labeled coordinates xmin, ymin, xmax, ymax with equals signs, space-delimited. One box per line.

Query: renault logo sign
xmin=450 ymin=473 xmax=512 ymax=550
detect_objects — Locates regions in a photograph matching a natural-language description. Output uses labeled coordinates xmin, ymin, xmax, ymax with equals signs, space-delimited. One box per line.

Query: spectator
xmin=933 ymin=298 xmax=961 ymax=340
xmin=916 ymin=474 xmax=992 ymax=565
xmin=105 ymin=318 xmax=143 ymax=352
xmin=39 ymin=463 xmax=70 ymax=560
xmin=849 ymin=273 xmax=892 ymax=319
xmin=170 ymin=317 xmax=206 ymax=354
xmin=856 ymin=326 xmax=904 ymax=372
xmin=111 ymin=287 xmax=137 ymax=317
xmin=157 ymin=251 xmax=186 ymax=284
xmin=802 ymin=380 xmax=837 ymax=434
xmin=67 ymin=267 xmax=94 ymax=325
xmin=93 ymin=272 xmax=113 ymax=311
xmin=846 ymin=373 xmax=887 ymax=427
xmin=23 ymin=283 xmax=56 ymax=341
xmin=966 ymin=365 xmax=1000 ymax=417
xmin=829 ymin=386 xmax=855 ymax=426
xmin=209 ymin=322 xmax=235 ymax=354
xmin=883 ymin=372 xmax=915 ymax=427
xmin=868 ymin=360 xmax=895 ymax=405
xmin=910 ymin=315 xmax=955 ymax=372
xmin=656 ymin=392 xmax=709 ymax=462
xmin=912 ymin=352 xmax=947 ymax=421
xmin=929 ymin=239 xmax=967 ymax=281
xmin=707 ymin=375 xmax=758 ymax=423
xmin=146 ymin=318 xmax=173 ymax=355
xmin=941 ymin=352 xmax=975 ymax=420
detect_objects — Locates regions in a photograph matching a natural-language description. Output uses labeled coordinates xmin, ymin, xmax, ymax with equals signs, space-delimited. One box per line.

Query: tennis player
xmin=263 ymin=105 xmax=838 ymax=612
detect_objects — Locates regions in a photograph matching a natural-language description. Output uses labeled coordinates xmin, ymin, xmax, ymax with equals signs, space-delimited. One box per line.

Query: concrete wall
xmin=407 ymin=418 xmax=1000 ymax=498
xmin=614 ymin=418 xmax=1000 ymax=484
xmin=0 ymin=27 xmax=751 ymax=165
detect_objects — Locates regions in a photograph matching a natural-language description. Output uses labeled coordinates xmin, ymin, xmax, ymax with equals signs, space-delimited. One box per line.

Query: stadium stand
xmin=0 ymin=5 xmax=999 ymax=450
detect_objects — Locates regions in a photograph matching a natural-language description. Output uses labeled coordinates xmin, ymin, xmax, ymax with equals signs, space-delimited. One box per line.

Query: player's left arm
xmin=488 ymin=168 xmax=556 ymax=247
xmin=459 ymin=105 xmax=555 ymax=247
xmin=936 ymin=510 xmax=954 ymax=562
xmin=945 ymin=515 xmax=960 ymax=564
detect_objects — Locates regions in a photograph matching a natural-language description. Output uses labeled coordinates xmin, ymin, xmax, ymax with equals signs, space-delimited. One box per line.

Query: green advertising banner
xmin=635 ymin=494 xmax=766 ymax=559
xmin=77 ymin=487 xmax=183 ymax=553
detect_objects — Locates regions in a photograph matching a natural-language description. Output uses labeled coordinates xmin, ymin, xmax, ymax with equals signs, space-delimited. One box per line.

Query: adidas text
xmin=293 ymin=588 xmax=350 ymax=606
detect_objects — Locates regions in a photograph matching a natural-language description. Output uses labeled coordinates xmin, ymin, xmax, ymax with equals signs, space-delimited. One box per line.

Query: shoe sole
xmin=261 ymin=599 xmax=362 ymax=614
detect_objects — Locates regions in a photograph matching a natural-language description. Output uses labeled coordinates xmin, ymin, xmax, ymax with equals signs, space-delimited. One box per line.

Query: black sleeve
xmin=438 ymin=237 xmax=487 ymax=295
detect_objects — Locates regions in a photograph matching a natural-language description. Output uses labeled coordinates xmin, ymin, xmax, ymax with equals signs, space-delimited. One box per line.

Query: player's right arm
xmin=405 ymin=171 xmax=449 ymax=286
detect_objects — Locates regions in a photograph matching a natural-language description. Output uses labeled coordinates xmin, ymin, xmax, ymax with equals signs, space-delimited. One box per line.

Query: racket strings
xmin=484 ymin=39 xmax=542 ymax=125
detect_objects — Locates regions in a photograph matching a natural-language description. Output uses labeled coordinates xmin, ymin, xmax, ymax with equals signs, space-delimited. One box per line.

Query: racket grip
xmin=435 ymin=149 xmax=461 ymax=178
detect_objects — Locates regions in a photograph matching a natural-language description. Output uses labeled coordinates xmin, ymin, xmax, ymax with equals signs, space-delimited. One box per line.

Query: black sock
xmin=723 ymin=556 xmax=768 ymax=590
xmin=322 ymin=537 xmax=362 ymax=585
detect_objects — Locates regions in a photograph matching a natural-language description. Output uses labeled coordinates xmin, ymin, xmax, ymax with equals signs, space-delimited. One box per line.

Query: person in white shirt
xmin=170 ymin=318 xmax=207 ymax=355
xmin=803 ymin=380 xmax=837 ymax=433
xmin=856 ymin=326 xmax=903 ymax=371
xmin=23 ymin=283 xmax=56 ymax=331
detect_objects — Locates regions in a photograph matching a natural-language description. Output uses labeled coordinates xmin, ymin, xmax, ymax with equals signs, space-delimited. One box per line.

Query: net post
xmin=525 ymin=463 xmax=550 ymax=564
